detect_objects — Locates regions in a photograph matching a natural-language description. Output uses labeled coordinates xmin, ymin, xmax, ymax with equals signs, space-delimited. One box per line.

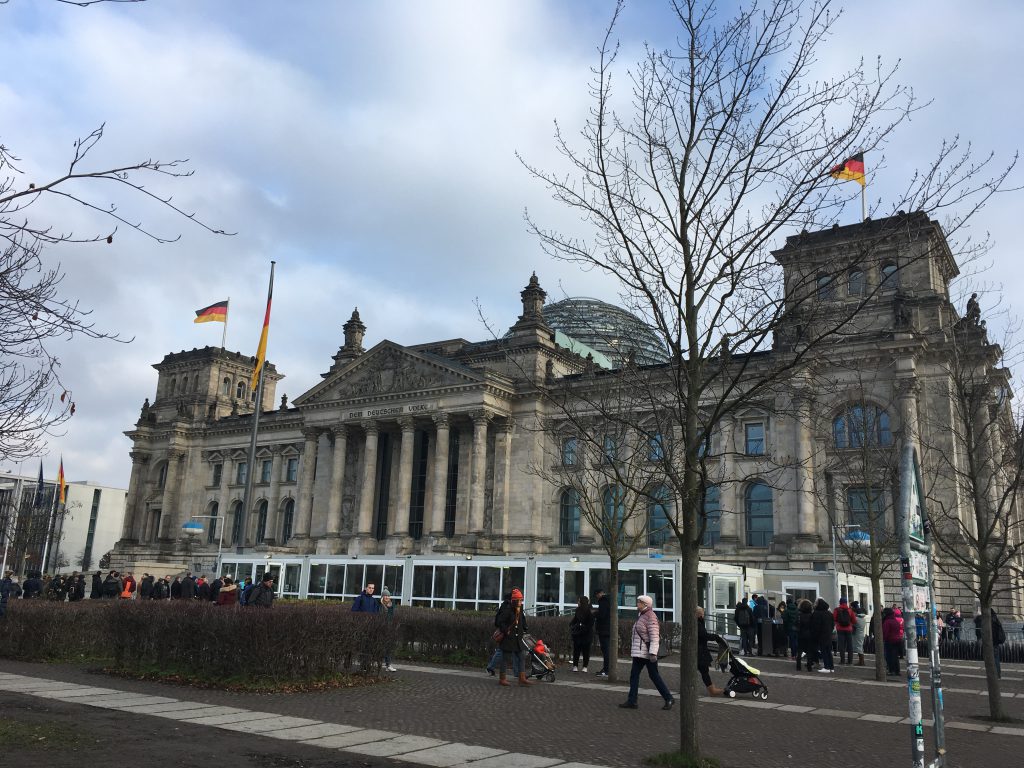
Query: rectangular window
xmin=260 ymin=459 xmax=272 ymax=484
xmin=847 ymin=487 xmax=884 ymax=530
xmin=648 ymin=432 xmax=664 ymax=462
xmin=561 ymin=437 xmax=578 ymax=467
xmin=286 ymin=457 xmax=298 ymax=482
xmin=212 ymin=463 xmax=223 ymax=487
xmin=235 ymin=462 xmax=248 ymax=485
xmin=744 ymin=422 xmax=765 ymax=455
xmin=602 ymin=434 xmax=617 ymax=463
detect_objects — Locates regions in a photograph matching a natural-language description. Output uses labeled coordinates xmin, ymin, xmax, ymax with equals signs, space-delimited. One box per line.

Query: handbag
xmin=491 ymin=628 xmax=505 ymax=644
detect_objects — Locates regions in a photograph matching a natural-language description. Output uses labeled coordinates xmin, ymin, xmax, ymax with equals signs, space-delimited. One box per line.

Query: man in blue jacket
xmin=352 ymin=582 xmax=379 ymax=613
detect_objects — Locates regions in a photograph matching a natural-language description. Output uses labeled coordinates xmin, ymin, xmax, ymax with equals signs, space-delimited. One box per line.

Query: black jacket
xmin=151 ymin=580 xmax=169 ymax=600
xmin=180 ymin=576 xmax=196 ymax=599
xmin=594 ymin=594 xmax=611 ymax=636
xmin=810 ymin=604 xmax=835 ymax=643
xmin=495 ymin=601 xmax=528 ymax=653
xmin=90 ymin=574 xmax=102 ymax=599
xmin=734 ymin=602 xmax=754 ymax=628
xmin=139 ymin=576 xmax=154 ymax=599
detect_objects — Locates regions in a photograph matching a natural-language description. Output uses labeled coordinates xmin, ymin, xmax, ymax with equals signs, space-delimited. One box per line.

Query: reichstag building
xmin=112 ymin=212 xmax=1024 ymax=624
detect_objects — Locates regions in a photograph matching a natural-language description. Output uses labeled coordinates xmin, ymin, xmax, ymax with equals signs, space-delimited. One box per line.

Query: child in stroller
xmin=715 ymin=639 xmax=769 ymax=700
xmin=521 ymin=633 xmax=556 ymax=682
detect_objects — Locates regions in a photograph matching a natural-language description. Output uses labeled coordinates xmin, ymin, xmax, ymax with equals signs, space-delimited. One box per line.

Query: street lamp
xmin=831 ymin=523 xmax=867 ymax=606
xmin=181 ymin=514 xmax=225 ymax=577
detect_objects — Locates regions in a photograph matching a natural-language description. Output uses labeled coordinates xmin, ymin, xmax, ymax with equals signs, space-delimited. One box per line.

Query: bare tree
xmin=919 ymin=317 xmax=1024 ymax=721
xmin=522 ymin=0 xmax=1014 ymax=759
xmin=0 ymin=125 xmax=229 ymax=462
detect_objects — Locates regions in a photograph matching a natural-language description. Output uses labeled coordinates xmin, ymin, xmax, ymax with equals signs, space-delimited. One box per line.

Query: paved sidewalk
xmin=0 ymin=656 xmax=1020 ymax=768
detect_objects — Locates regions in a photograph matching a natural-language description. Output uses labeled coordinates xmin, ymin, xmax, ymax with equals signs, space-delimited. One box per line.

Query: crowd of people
xmin=0 ymin=569 xmax=276 ymax=608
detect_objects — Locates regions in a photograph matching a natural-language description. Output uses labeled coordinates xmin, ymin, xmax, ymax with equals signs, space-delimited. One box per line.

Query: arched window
xmin=221 ymin=377 xmax=231 ymax=396
xmin=168 ymin=378 xmax=177 ymax=396
xmin=833 ymin=404 xmax=893 ymax=449
xmin=647 ymin=484 xmax=671 ymax=546
xmin=192 ymin=375 xmax=200 ymax=393
xmin=602 ymin=434 xmax=618 ymax=464
xmin=561 ymin=437 xmax=578 ymax=467
xmin=235 ymin=381 xmax=245 ymax=399
xmin=881 ymin=262 xmax=899 ymax=290
xmin=207 ymin=502 xmax=219 ymax=545
xmin=255 ymin=499 xmax=268 ymax=544
xmin=745 ymin=482 xmax=773 ymax=547
xmin=156 ymin=462 xmax=168 ymax=489
xmin=647 ymin=432 xmax=665 ymax=462
xmin=230 ymin=501 xmax=244 ymax=546
xmin=601 ymin=485 xmax=625 ymax=541
xmin=816 ymin=274 xmax=835 ymax=300
xmin=281 ymin=499 xmax=295 ymax=542
xmin=847 ymin=269 xmax=866 ymax=297
xmin=559 ymin=489 xmax=580 ymax=546
xmin=702 ymin=485 xmax=721 ymax=547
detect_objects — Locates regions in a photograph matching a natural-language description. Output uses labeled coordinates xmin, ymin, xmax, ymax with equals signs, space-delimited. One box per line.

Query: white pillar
xmin=429 ymin=413 xmax=450 ymax=537
xmin=357 ymin=422 xmax=379 ymax=537
xmin=326 ymin=426 xmax=348 ymax=536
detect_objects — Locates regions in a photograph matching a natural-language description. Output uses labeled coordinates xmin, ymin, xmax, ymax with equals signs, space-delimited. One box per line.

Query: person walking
xmin=380 ymin=586 xmax=398 ymax=672
xmin=851 ymin=600 xmax=869 ymax=666
xmin=485 ymin=592 xmax=521 ymax=679
xmin=495 ymin=588 xmax=532 ymax=687
xmin=974 ymin=609 xmax=1006 ymax=678
xmin=619 ymin=595 xmax=674 ymax=711
xmin=246 ymin=575 xmax=275 ymax=607
xmin=882 ymin=607 xmax=903 ymax=677
xmin=833 ymin=597 xmax=857 ymax=665
xmin=569 ymin=595 xmax=595 ymax=672
xmin=811 ymin=598 xmax=835 ymax=673
xmin=593 ymin=589 xmax=612 ymax=677
xmin=696 ymin=606 xmax=723 ymax=696
xmin=734 ymin=599 xmax=755 ymax=655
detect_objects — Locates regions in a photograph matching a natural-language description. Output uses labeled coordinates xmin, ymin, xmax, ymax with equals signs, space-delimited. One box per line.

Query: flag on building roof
xmin=251 ymin=292 xmax=272 ymax=390
xmin=829 ymin=153 xmax=866 ymax=186
xmin=57 ymin=457 xmax=67 ymax=506
xmin=33 ymin=460 xmax=44 ymax=508
xmin=194 ymin=300 xmax=229 ymax=324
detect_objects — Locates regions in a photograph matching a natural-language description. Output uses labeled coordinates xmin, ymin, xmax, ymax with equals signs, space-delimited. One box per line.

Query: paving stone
xmin=186 ymin=711 xmax=282 ymax=726
xmin=450 ymin=752 xmax=563 ymax=768
xmin=990 ymin=727 xmax=1024 ymax=737
xmin=300 ymin=729 xmax=401 ymax=749
xmin=776 ymin=704 xmax=815 ymax=713
xmin=399 ymin=742 xmax=508 ymax=767
xmin=345 ymin=735 xmax=449 ymax=756
xmin=216 ymin=716 xmax=321 ymax=733
xmin=150 ymin=706 xmax=248 ymax=720
xmin=813 ymin=708 xmax=864 ymax=719
xmin=33 ymin=687 xmax=119 ymax=699
xmin=945 ymin=722 xmax=991 ymax=732
xmin=115 ymin=701 xmax=198 ymax=714
xmin=858 ymin=714 xmax=903 ymax=723
xmin=104 ymin=696 xmax=179 ymax=708
xmin=264 ymin=723 xmax=363 ymax=741
xmin=79 ymin=694 xmax=170 ymax=708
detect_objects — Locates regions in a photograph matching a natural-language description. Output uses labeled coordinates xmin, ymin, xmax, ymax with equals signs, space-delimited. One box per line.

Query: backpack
xmin=993 ymin=620 xmax=1006 ymax=646
xmin=836 ymin=608 xmax=851 ymax=628
xmin=735 ymin=607 xmax=750 ymax=627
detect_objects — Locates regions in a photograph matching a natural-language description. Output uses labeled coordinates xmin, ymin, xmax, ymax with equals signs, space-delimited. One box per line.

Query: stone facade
xmin=111 ymin=216 xmax=1023 ymax=619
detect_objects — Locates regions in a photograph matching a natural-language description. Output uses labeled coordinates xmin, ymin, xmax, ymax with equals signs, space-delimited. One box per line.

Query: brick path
xmin=0 ymin=654 xmax=1020 ymax=768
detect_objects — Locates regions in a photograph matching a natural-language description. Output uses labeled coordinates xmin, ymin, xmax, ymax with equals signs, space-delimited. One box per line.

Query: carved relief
xmin=342 ymin=348 xmax=455 ymax=397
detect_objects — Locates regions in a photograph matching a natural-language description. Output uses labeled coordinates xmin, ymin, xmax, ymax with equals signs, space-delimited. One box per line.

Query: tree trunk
xmin=979 ymin=604 xmax=1005 ymax=720
xmin=871 ymin=577 xmax=886 ymax=682
xmin=608 ymin=567 xmax=620 ymax=683
xmin=677 ymin=540 xmax=701 ymax=760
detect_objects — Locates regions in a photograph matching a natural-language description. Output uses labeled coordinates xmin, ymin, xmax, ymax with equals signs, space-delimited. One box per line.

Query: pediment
xmin=294 ymin=341 xmax=483 ymax=406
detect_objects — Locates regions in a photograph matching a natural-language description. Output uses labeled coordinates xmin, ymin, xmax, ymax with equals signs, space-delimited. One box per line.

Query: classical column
xmin=265 ymin=448 xmax=282 ymax=544
xmin=793 ymin=392 xmax=816 ymax=537
xmin=124 ymin=451 xmax=149 ymax=541
xmin=159 ymin=449 xmax=186 ymax=540
xmin=429 ymin=414 xmax=450 ymax=537
xmin=390 ymin=418 xmax=416 ymax=538
xmin=468 ymin=411 xmax=491 ymax=534
xmin=326 ymin=426 xmax=348 ymax=537
xmin=294 ymin=428 xmax=320 ymax=538
xmin=718 ymin=417 xmax=740 ymax=541
xmin=492 ymin=420 xmax=512 ymax=538
xmin=215 ymin=454 xmax=231 ymax=547
xmin=356 ymin=421 xmax=379 ymax=537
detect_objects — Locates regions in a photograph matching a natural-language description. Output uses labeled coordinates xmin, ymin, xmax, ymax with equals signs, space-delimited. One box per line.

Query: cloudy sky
xmin=1 ymin=0 xmax=1022 ymax=488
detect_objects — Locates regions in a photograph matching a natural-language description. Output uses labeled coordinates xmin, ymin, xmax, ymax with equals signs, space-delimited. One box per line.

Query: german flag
xmin=829 ymin=153 xmax=866 ymax=186
xmin=57 ymin=457 xmax=67 ymax=506
xmin=194 ymin=300 xmax=229 ymax=324
xmin=251 ymin=293 xmax=272 ymax=390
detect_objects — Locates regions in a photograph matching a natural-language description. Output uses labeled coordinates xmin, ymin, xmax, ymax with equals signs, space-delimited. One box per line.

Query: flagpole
xmin=222 ymin=297 xmax=230 ymax=351
xmin=861 ymin=183 xmax=867 ymax=222
xmin=41 ymin=479 xmax=58 ymax=574
xmin=238 ymin=262 xmax=275 ymax=555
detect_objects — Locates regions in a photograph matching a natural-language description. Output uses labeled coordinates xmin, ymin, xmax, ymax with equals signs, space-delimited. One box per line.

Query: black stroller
xmin=715 ymin=639 xmax=769 ymax=700
xmin=521 ymin=633 xmax=556 ymax=682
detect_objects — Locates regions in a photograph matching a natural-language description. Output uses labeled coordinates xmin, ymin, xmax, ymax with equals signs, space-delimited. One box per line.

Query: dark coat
xmin=810 ymin=603 xmax=835 ymax=643
xmin=209 ymin=578 xmax=223 ymax=602
xmin=170 ymin=579 xmax=182 ymax=599
xmin=151 ymin=580 xmax=169 ymax=600
xmin=570 ymin=605 xmax=595 ymax=642
xmin=101 ymin=575 xmax=120 ymax=598
xmin=697 ymin=617 xmax=715 ymax=669
xmin=246 ymin=583 xmax=274 ymax=608
xmin=139 ymin=576 xmax=154 ymax=599
xmin=734 ymin=602 xmax=754 ymax=629
xmin=196 ymin=581 xmax=211 ymax=601
xmin=23 ymin=576 xmax=43 ymax=598
xmin=351 ymin=590 xmax=379 ymax=613
xmin=90 ymin=574 xmax=102 ymax=599
xmin=180 ymin=576 xmax=196 ymax=599
xmin=797 ymin=606 xmax=816 ymax=653
xmin=594 ymin=594 xmax=611 ymax=636
xmin=495 ymin=601 xmax=528 ymax=653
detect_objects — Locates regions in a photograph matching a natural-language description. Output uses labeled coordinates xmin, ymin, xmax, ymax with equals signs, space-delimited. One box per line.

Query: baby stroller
xmin=716 ymin=640 xmax=769 ymax=700
xmin=521 ymin=633 xmax=556 ymax=682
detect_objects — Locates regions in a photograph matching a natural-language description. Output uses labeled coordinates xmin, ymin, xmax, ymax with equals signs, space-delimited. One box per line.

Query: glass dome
xmin=543 ymin=297 xmax=669 ymax=367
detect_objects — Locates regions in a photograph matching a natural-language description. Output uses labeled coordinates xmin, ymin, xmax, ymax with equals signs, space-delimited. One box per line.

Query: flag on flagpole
xmin=251 ymin=290 xmax=273 ymax=391
xmin=33 ymin=461 xmax=44 ymax=508
xmin=194 ymin=300 xmax=229 ymax=324
xmin=829 ymin=153 xmax=866 ymax=186
xmin=57 ymin=457 xmax=67 ymax=506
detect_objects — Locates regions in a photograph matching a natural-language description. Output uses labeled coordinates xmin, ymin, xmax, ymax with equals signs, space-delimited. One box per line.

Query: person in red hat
xmin=494 ymin=587 xmax=533 ymax=687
